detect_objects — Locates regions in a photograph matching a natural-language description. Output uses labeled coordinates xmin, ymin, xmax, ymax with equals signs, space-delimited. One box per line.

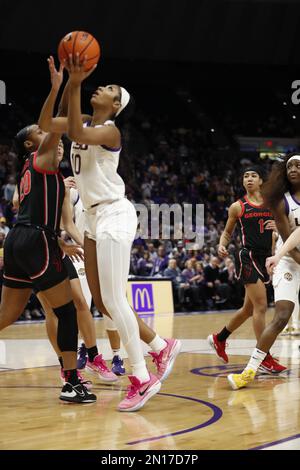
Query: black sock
xmin=64 ymin=369 xmax=79 ymax=386
xmin=58 ymin=356 xmax=63 ymax=368
xmin=87 ymin=345 xmax=98 ymax=362
xmin=217 ymin=327 xmax=231 ymax=342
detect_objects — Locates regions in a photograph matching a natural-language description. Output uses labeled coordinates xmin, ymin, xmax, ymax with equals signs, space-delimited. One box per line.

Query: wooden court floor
xmin=0 ymin=310 xmax=300 ymax=450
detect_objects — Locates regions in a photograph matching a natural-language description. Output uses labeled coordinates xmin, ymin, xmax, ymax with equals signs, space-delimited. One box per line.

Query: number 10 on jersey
xmin=71 ymin=153 xmax=81 ymax=175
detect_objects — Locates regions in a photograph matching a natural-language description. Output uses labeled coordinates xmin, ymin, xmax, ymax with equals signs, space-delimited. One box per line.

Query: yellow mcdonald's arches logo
xmin=134 ymin=288 xmax=153 ymax=310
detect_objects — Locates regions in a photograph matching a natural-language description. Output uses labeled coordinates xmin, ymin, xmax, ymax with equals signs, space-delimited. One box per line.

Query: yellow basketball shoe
xmin=227 ymin=369 xmax=256 ymax=390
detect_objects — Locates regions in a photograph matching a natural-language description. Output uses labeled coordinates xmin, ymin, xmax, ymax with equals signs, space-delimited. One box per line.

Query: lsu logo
xmin=78 ymin=268 xmax=85 ymax=277
xmin=132 ymin=284 xmax=154 ymax=313
xmin=284 ymin=272 xmax=293 ymax=281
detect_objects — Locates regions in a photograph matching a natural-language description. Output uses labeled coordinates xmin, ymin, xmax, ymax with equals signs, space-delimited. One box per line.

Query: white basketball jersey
xmin=70 ymin=120 xmax=125 ymax=210
xmin=275 ymin=191 xmax=300 ymax=262
xmin=69 ymin=187 xmax=85 ymax=235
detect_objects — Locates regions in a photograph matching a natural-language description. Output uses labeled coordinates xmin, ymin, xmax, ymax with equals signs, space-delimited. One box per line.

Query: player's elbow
xmin=38 ymin=119 xmax=52 ymax=132
xmin=67 ymin=129 xmax=78 ymax=142
xmin=67 ymin=129 xmax=85 ymax=144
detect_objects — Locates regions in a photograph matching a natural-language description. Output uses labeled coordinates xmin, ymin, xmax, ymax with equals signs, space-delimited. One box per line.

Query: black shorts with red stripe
xmin=3 ymin=224 xmax=67 ymax=291
xmin=62 ymin=255 xmax=78 ymax=281
xmin=33 ymin=255 xmax=78 ymax=295
xmin=236 ymin=247 xmax=270 ymax=285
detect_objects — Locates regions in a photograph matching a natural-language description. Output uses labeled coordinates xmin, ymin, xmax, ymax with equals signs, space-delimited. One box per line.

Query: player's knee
xmin=101 ymin=290 xmax=115 ymax=314
xmin=73 ymin=296 xmax=88 ymax=313
xmin=102 ymin=290 xmax=126 ymax=318
xmin=53 ymin=301 xmax=78 ymax=352
xmin=253 ymin=300 xmax=267 ymax=315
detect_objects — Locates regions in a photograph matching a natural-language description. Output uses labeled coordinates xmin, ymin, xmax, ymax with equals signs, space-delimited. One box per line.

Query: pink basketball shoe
xmin=86 ymin=354 xmax=119 ymax=382
xmin=118 ymin=373 xmax=161 ymax=412
xmin=149 ymin=338 xmax=182 ymax=382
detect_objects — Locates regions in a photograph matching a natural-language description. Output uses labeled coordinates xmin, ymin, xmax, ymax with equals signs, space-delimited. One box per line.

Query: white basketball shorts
xmin=273 ymin=258 xmax=300 ymax=304
xmin=84 ymin=198 xmax=137 ymax=243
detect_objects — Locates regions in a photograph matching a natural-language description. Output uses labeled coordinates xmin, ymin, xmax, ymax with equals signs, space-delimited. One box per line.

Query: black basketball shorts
xmin=236 ymin=247 xmax=270 ymax=285
xmin=3 ymin=225 xmax=67 ymax=291
xmin=63 ymin=255 xmax=78 ymax=281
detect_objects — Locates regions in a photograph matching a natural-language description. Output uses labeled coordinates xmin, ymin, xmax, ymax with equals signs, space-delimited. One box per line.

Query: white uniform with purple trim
xmin=70 ymin=120 xmax=146 ymax=372
xmin=273 ymin=191 xmax=300 ymax=318
xmin=70 ymin=120 xmax=137 ymax=242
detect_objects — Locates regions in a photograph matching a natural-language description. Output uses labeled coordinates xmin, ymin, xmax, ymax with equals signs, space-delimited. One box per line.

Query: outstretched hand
xmin=265 ymin=255 xmax=279 ymax=275
xmin=62 ymin=242 xmax=84 ymax=263
xmin=48 ymin=56 xmax=64 ymax=92
xmin=64 ymin=52 xmax=97 ymax=85
xmin=265 ymin=220 xmax=277 ymax=231
xmin=64 ymin=176 xmax=77 ymax=190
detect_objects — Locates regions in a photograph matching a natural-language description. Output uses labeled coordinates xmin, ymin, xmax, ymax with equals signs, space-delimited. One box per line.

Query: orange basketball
xmin=58 ymin=31 xmax=100 ymax=71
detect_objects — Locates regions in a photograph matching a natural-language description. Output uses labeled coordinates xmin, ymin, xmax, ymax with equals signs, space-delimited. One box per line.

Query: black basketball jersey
xmin=237 ymin=196 xmax=273 ymax=255
xmin=17 ymin=152 xmax=65 ymax=234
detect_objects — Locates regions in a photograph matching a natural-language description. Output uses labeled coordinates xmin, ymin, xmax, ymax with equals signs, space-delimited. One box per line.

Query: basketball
xmin=58 ymin=31 xmax=100 ymax=71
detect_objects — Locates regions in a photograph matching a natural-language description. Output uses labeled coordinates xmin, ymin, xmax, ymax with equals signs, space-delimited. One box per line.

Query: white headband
xmin=286 ymin=155 xmax=300 ymax=166
xmin=115 ymin=87 xmax=130 ymax=117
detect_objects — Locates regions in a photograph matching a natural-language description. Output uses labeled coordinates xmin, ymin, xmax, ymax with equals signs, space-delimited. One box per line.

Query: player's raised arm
xmin=38 ymin=56 xmax=68 ymax=133
xmin=218 ymin=201 xmax=241 ymax=258
xmin=39 ymin=56 xmax=92 ymax=134
xmin=67 ymin=55 xmax=120 ymax=147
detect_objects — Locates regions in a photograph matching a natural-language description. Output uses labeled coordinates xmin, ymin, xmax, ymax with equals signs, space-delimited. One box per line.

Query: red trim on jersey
xmin=238 ymin=199 xmax=245 ymax=218
xmin=33 ymin=152 xmax=59 ymax=175
xmin=21 ymin=159 xmax=30 ymax=174
xmin=54 ymin=174 xmax=59 ymax=231
xmin=249 ymin=250 xmax=264 ymax=278
xmin=236 ymin=250 xmax=243 ymax=280
xmin=238 ymin=218 xmax=246 ymax=246
xmin=244 ymin=196 xmax=264 ymax=209
xmin=3 ymin=274 xmax=32 ymax=284
xmin=30 ymin=232 xmax=49 ymax=279
xmin=249 ymin=250 xmax=270 ymax=284
xmin=43 ymin=174 xmax=48 ymax=225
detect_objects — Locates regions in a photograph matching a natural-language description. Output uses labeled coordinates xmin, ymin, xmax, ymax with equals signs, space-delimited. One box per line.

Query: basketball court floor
xmin=0 ymin=309 xmax=300 ymax=450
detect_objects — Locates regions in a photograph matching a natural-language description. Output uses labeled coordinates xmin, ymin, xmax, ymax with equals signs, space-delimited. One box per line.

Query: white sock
xmin=112 ymin=349 xmax=121 ymax=358
xmin=149 ymin=335 xmax=167 ymax=353
xmin=132 ymin=361 xmax=150 ymax=383
xmin=245 ymin=348 xmax=267 ymax=373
